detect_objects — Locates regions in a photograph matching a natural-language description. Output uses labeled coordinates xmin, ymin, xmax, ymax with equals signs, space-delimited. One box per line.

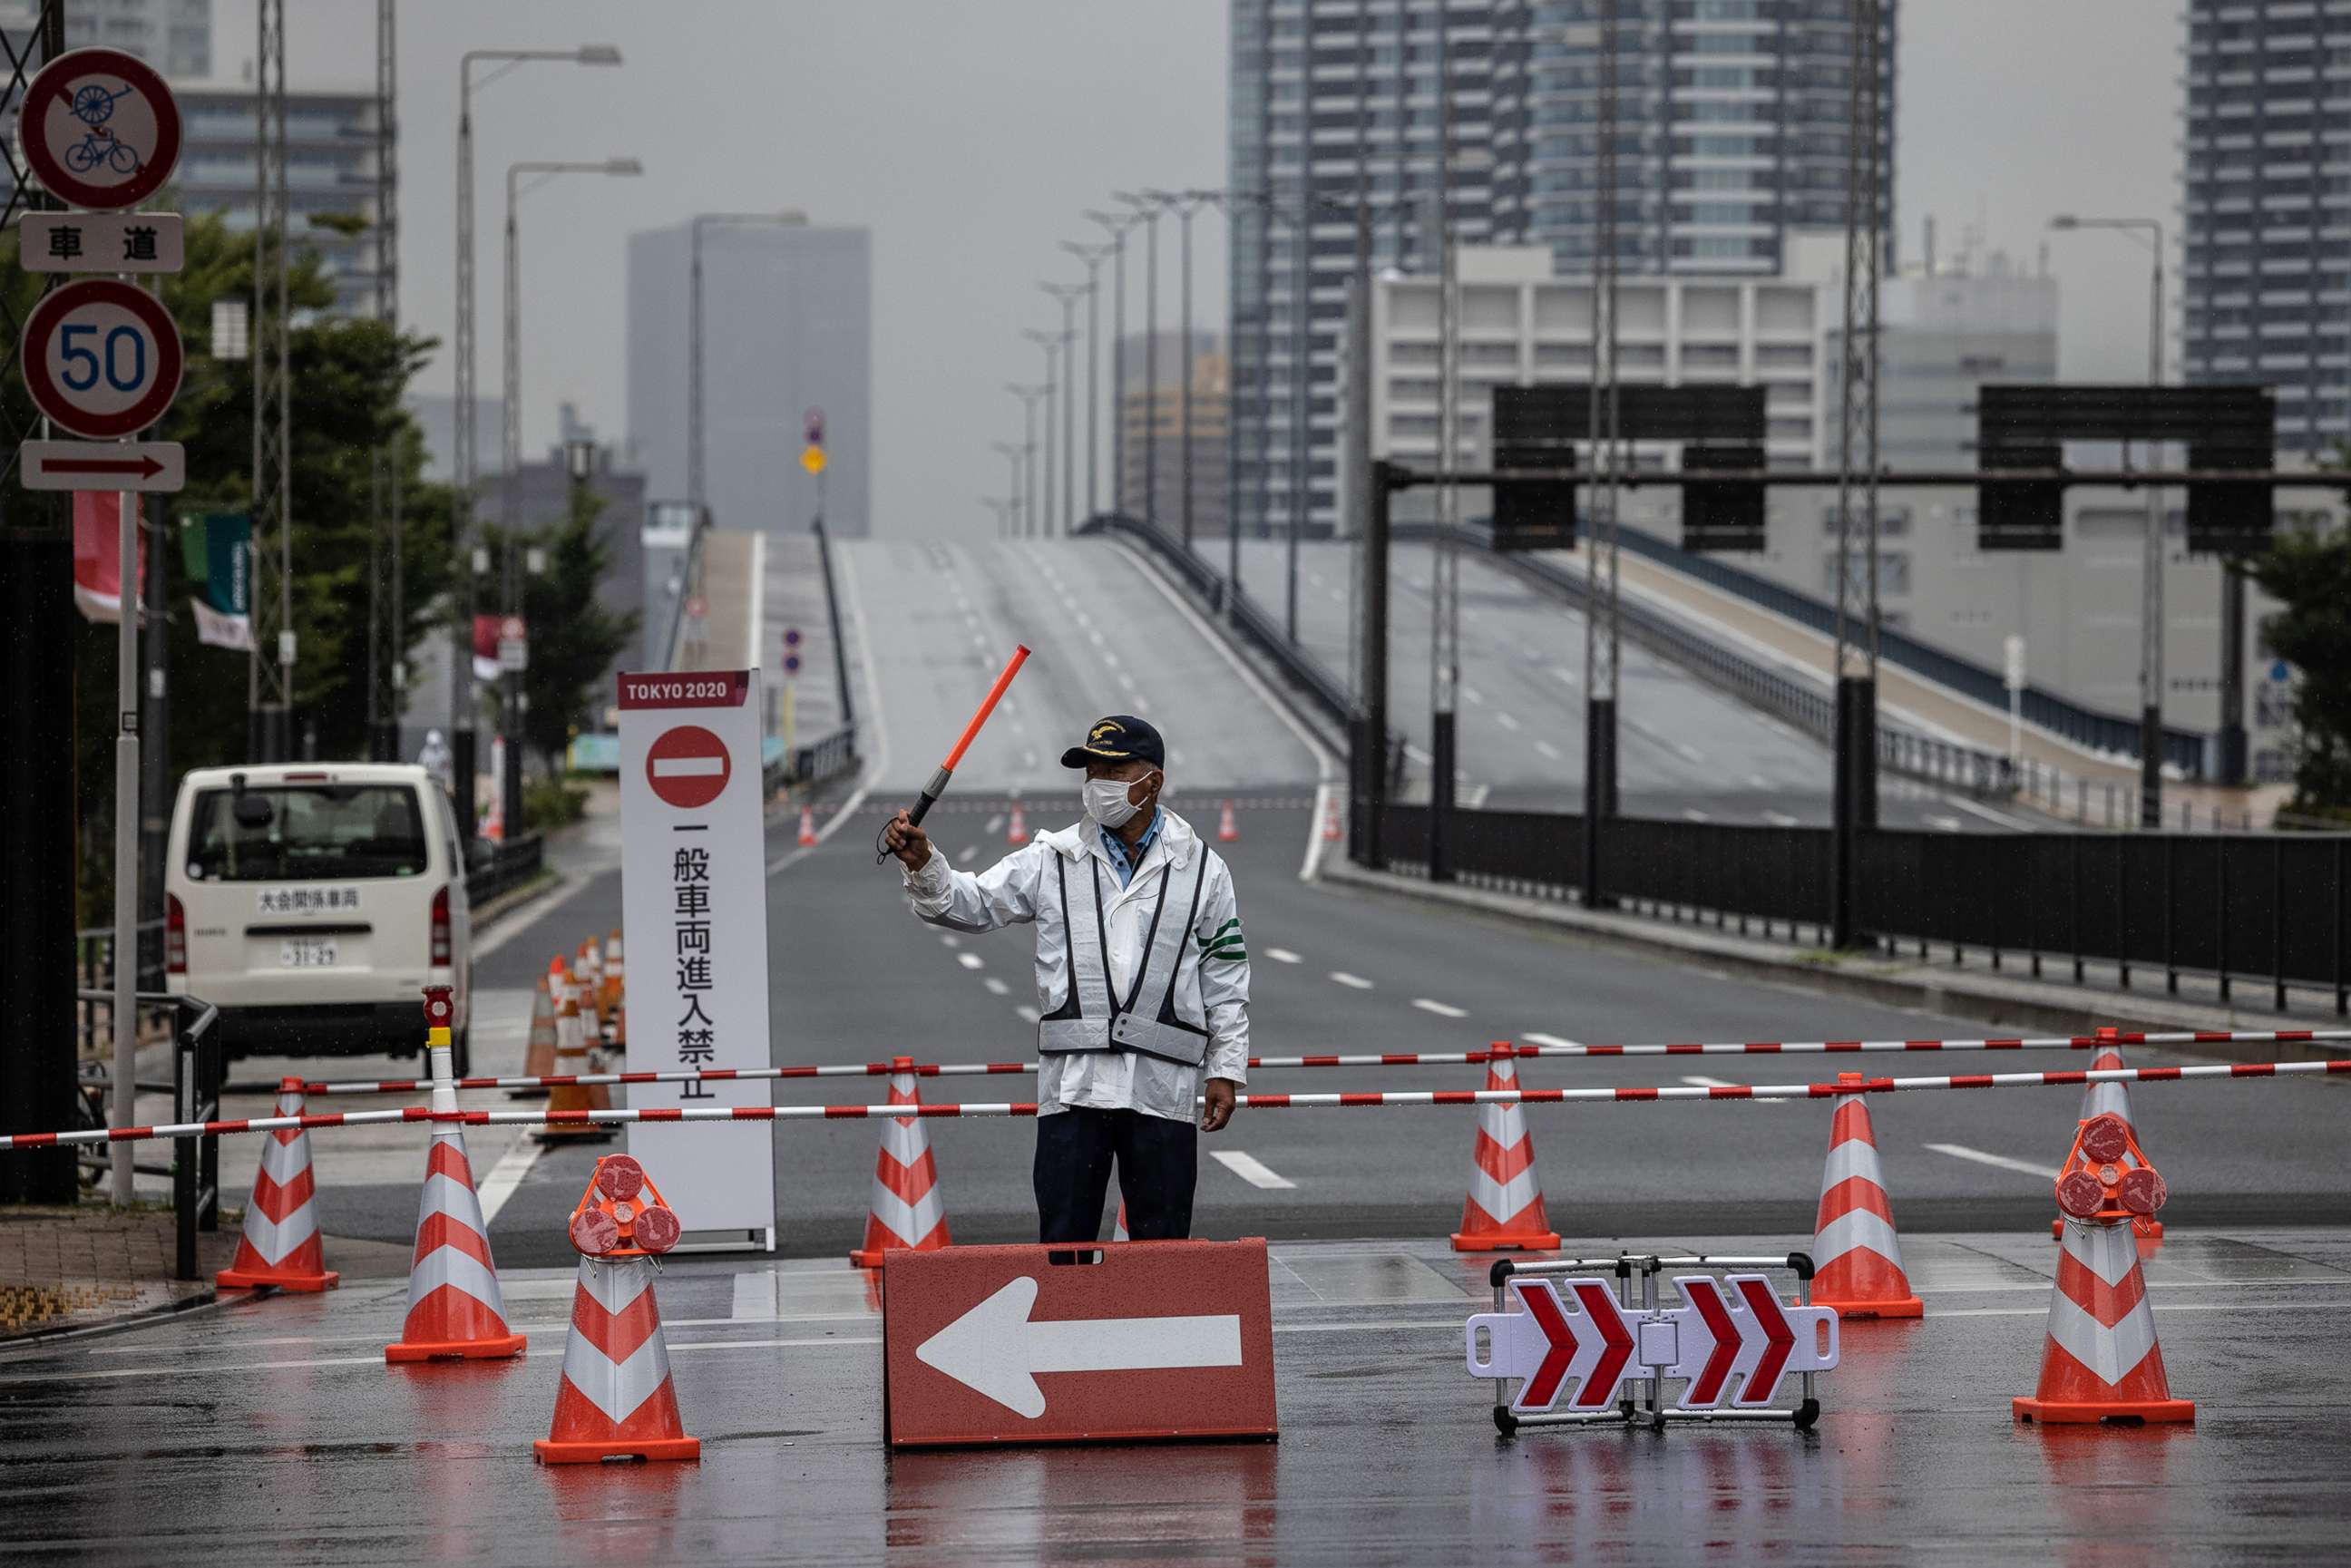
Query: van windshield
xmin=187 ymin=784 xmax=429 ymax=881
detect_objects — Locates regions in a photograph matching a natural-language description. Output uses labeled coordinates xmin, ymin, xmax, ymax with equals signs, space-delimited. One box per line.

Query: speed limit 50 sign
xmin=20 ymin=278 xmax=184 ymax=439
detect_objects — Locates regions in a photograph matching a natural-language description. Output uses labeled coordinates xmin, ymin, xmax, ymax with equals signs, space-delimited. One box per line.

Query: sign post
xmin=2004 ymin=634 xmax=2027 ymax=767
xmin=617 ymin=668 xmax=776 ymax=1250
xmin=17 ymin=46 xmax=186 ymax=1205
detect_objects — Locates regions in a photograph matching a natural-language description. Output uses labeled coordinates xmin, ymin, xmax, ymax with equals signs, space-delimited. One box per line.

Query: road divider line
xmin=984 ymin=978 xmax=1010 ymax=996
xmin=474 ymin=1134 xmax=541 ymax=1225
xmin=956 ymin=953 xmax=983 ymax=971
xmin=1331 ymin=972 xmax=1374 ymax=990
xmin=1210 ymin=1150 xmax=1296 ymax=1190
xmin=1925 ymin=1142 xmax=2062 ymax=1179
xmin=1412 ymin=998 xmax=1468 ymax=1018
xmin=1265 ymin=947 xmax=1302 ymax=965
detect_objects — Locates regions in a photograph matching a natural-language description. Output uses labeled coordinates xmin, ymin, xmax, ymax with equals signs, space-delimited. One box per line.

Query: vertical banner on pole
xmin=617 ymin=668 xmax=776 ymax=1249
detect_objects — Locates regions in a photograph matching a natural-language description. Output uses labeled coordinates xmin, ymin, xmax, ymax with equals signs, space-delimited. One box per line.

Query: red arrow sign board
xmin=20 ymin=438 xmax=183 ymax=492
xmin=1653 ymin=1274 xmax=1839 ymax=1409
xmin=1466 ymin=1277 xmax=1639 ymax=1415
xmin=883 ymin=1240 xmax=1278 ymax=1447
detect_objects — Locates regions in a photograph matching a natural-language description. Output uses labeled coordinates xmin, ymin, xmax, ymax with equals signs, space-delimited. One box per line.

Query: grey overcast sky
xmin=216 ymin=0 xmax=2179 ymax=539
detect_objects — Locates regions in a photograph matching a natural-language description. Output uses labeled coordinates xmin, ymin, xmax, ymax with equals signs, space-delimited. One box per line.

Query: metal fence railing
xmin=69 ymin=993 xmax=222 ymax=1280
xmin=465 ymin=833 xmax=543 ymax=905
xmin=1373 ymin=803 xmax=2350 ymax=1014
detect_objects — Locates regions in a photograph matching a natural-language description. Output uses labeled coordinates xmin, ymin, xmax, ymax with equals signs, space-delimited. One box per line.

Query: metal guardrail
xmin=465 ymin=833 xmax=543 ymax=905
xmin=1375 ymin=803 xmax=2349 ymax=1014
xmin=75 ymin=918 xmax=162 ymax=1002
xmin=1400 ymin=522 xmax=2018 ymax=800
xmin=767 ymin=723 xmax=859 ymax=794
xmin=68 ymin=993 xmax=221 ymax=1281
xmin=1601 ymin=522 xmax=2209 ymax=777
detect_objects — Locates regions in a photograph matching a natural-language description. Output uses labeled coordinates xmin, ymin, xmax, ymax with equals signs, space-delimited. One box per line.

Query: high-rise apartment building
xmin=0 ymin=0 xmax=210 ymax=78
xmin=2180 ymin=0 xmax=2351 ymax=459
xmin=177 ymin=84 xmax=385 ymax=318
xmin=1229 ymin=0 xmax=1895 ymax=541
xmin=1119 ymin=336 xmax=1231 ymax=535
xmin=624 ymin=222 xmax=872 ymax=540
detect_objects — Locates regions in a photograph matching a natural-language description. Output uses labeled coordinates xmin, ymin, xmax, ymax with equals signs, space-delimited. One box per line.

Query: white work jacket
xmin=902 ymin=808 xmax=1250 ymax=1122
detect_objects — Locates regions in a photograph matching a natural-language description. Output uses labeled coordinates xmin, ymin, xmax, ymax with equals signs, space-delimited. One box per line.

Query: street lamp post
xmin=1118 ymin=191 xmax=1168 ymax=530
xmin=2050 ymin=214 xmax=2167 ymax=826
xmin=1040 ymin=282 xmax=1085 ymax=534
xmin=1005 ymin=384 xmax=1047 ymax=536
xmin=1023 ymin=329 xmax=1061 ymax=536
xmin=501 ymin=157 xmax=637 ymax=839
xmin=1059 ymin=241 xmax=1112 ymax=521
xmin=1085 ymin=208 xmax=1143 ymax=515
xmin=990 ymin=441 xmax=1025 ymax=536
xmin=1148 ymin=189 xmax=1219 ymax=554
xmin=452 ymin=42 xmax=620 ymax=842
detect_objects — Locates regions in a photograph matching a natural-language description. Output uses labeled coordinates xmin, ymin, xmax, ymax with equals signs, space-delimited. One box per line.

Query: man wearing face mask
xmin=880 ymin=715 xmax=1248 ymax=1243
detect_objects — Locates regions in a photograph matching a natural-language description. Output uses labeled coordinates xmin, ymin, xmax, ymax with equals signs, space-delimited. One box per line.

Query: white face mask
xmin=1083 ymin=775 xmax=1149 ymax=830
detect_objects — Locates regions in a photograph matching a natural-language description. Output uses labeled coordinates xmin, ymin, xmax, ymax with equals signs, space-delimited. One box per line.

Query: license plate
xmin=279 ymin=938 xmax=338 ymax=969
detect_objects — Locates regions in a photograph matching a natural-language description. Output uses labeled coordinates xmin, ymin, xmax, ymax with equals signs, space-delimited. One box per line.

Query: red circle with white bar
xmin=21 ymin=278 xmax=184 ymax=438
xmin=645 ymin=724 xmax=731 ymax=809
xmin=21 ymin=48 xmax=182 ymax=210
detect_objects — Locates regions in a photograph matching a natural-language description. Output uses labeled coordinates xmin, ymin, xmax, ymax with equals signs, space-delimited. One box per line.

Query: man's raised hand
xmin=883 ymin=811 xmax=931 ymax=872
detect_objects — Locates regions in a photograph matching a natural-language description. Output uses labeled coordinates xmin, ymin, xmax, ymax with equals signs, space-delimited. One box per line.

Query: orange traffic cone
xmin=534 ymin=987 xmax=615 ymax=1144
xmin=388 ymin=986 xmax=524 ymax=1362
xmin=2053 ymin=1034 xmax=2161 ymax=1242
xmin=216 ymin=1077 xmax=338 ymax=1291
xmin=510 ymin=963 xmax=560 ymax=1100
xmin=1320 ymin=793 xmax=1343 ymax=842
xmin=1810 ymin=1076 xmax=1924 ymax=1319
xmin=1112 ymin=1200 xmax=1129 ymax=1242
xmin=797 ymin=804 xmax=818 ymax=847
xmin=2014 ymin=1216 xmax=2194 ymax=1426
xmin=576 ymin=939 xmax=605 ymax=1029
xmin=1451 ymin=1046 xmax=1560 ymax=1251
xmin=535 ymin=1154 xmax=699 ymax=1464
xmin=849 ymin=1057 xmax=951 ymax=1268
xmin=600 ymin=929 xmax=625 ymax=1020
xmin=1007 ymin=799 xmax=1029 ymax=845
xmin=1217 ymin=799 xmax=1240 ymax=842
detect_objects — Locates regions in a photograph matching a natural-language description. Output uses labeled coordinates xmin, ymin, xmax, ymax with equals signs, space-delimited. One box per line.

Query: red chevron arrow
xmin=1517 ymin=1280 xmax=1634 ymax=1410
xmin=38 ymin=453 xmax=165 ymax=479
xmin=1684 ymin=1279 xmax=1742 ymax=1406
xmin=1732 ymin=1276 xmax=1796 ymax=1403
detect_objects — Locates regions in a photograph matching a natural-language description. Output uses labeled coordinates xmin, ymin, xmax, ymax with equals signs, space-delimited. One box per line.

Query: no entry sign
xmin=20 ymin=48 xmax=181 ymax=210
xmin=883 ymin=1239 xmax=1279 ymax=1447
xmin=21 ymin=278 xmax=184 ymax=439
xmin=616 ymin=669 xmax=775 ymax=1248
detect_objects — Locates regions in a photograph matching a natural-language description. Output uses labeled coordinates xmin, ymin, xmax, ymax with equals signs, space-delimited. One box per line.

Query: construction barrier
xmin=288 ymin=1027 xmax=2351 ymax=1096
xmin=1468 ymin=1253 xmax=1838 ymax=1431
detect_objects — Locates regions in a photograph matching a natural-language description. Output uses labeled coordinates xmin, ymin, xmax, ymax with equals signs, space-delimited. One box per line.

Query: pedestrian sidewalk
xmin=0 ymin=1203 xmax=234 ymax=1340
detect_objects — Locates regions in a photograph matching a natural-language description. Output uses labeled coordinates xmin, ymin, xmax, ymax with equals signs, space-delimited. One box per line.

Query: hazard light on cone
xmin=536 ymin=1155 xmax=698 ymax=1463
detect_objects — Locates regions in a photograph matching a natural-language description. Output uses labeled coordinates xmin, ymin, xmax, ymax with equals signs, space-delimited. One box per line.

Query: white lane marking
xmin=984 ymin=813 xmax=1005 ymax=834
xmin=958 ymin=844 xmax=980 ymax=862
xmin=1535 ymin=740 xmax=1562 ymax=760
xmin=957 ymin=952 xmax=984 ymax=971
xmin=1683 ymin=808 xmax=1711 ymax=823
xmin=1926 ymin=814 xmax=1965 ymax=833
xmin=1926 ymin=1143 xmax=2063 ymax=1180
xmin=1264 ymin=947 xmax=1302 ymax=965
xmin=1210 ymin=1150 xmax=1297 ymax=1190
xmin=1015 ymin=1005 xmax=1041 ymax=1024
xmin=730 ymin=1271 xmax=779 ymax=1321
xmin=1681 ymin=1074 xmax=1781 ymax=1105
xmin=1763 ymin=811 xmax=1800 ymax=827
xmin=1412 ymin=998 xmax=1468 ymax=1018
xmin=984 ymin=978 xmax=1010 ymax=996
xmin=1496 ymin=712 xmax=1521 ymax=732
xmin=939 ymin=934 xmax=961 ymax=948
xmin=1946 ymin=794 xmax=2040 ymax=833
xmin=1331 ymin=971 xmax=1374 ymax=990
xmin=1676 ymin=743 xmax=1704 ymax=764
xmin=1551 ymin=666 xmax=1578 ymax=686
xmin=1461 ymin=687 xmax=1484 ymax=706
xmin=1522 ymin=1033 xmax=1582 ymax=1050
xmin=475 ymin=1135 xmax=542 ymax=1224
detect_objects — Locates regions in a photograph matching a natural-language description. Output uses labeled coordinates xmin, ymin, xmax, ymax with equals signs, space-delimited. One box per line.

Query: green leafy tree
xmin=495 ymin=482 xmax=639 ymax=777
xmin=2250 ymin=516 xmax=2351 ymax=813
xmin=41 ymin=211 xmax=458 ymax=918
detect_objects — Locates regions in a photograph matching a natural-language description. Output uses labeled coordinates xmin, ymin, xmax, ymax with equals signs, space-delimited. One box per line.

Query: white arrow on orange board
xmin=914 ymin=1276 xmax=1243 ymax=1418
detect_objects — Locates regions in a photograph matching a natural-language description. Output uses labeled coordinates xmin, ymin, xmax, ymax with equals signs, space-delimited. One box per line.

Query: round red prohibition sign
xmin=21 ymin=279 xmax=184 ymax=439
xmin=646 ymin=725 xmax=732 ymax=809
xmin=21 ymin=48 xmax=183 ymax=211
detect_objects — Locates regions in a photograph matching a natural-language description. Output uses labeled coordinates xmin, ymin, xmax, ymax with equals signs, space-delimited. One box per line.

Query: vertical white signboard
xmin=618 ymin=668 xmax=776 ymax=1248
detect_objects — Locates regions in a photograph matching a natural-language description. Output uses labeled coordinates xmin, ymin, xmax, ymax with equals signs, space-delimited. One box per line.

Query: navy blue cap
xmin=1059 ymin=714 xmax=1165 ymax=770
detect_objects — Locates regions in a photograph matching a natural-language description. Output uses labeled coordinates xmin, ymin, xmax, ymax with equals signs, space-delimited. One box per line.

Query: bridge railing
xmin=1374 ymin=803 xmax=2349 ymax=1014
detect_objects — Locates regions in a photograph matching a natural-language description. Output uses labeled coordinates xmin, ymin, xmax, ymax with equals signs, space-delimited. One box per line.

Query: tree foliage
xmin=2251 ymin=517 xmax=2351 ymax=812
xmin=489 ymin=483 xmax=640 ymax=777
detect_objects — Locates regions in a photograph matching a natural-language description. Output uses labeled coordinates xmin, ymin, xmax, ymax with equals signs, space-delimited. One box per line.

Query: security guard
xmin=882 ymin=715 xmax=1249 ymax=1242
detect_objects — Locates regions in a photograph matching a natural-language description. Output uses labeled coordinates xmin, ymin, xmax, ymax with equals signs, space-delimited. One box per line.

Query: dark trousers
xmin=1034 ymin=1105 xmax=1197 ymax=1243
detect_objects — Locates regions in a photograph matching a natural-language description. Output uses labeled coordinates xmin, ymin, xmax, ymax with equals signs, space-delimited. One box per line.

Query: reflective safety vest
xmin=1037 ymin=850 xmax=1212 ymax=1067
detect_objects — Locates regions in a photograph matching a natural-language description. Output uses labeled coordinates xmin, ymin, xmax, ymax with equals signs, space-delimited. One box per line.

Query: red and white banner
xmin=71 ymin=490 xmax=142 ymax=623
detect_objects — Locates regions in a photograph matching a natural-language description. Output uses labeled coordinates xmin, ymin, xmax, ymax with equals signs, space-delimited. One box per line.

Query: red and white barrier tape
xmin=14 ymin=1058 xmax=2346 ymax=1149
xmin=295 ymin=1027 xmax=2351 ymax=1096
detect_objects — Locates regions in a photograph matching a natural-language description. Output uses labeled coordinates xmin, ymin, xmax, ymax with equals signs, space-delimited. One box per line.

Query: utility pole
xmin=1581 ymin=0 xmax=1623 ymax=907
xmin=1084 ymin=208 xmax=1141 ymax=516
xmin=249 ymin=0 xmax=293 ymax=765
xmin=1023 ymin=328 xmax=1060 ymax=536
xmin=367 ymin=0 xmax=400 ymax=762
xmin=1428 ymin=15 xmax=1461 ymax=881
xmin=1829 ymin=0 xmax=1885 ymax=947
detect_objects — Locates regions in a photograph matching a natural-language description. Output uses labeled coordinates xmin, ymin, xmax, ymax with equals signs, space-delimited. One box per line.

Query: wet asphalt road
xmin=3 ymin=1231 xmax=2348 ymax=1564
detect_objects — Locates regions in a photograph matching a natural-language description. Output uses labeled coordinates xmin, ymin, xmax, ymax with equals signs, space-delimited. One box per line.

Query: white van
xmin=164 ymin=764 xmax=473 ymax=1074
